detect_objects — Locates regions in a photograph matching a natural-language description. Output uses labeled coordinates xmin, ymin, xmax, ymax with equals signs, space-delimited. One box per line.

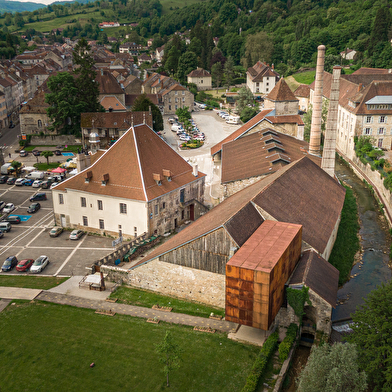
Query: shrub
xmin=241 ymin=331 xmax=279 ymax=392
xmin=278 ymin=324 xmax=298 ymax=362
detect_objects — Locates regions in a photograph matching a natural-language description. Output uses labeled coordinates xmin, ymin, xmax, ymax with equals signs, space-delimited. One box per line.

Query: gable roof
xmin=221 ymin=129 xmax=320 ymax=183
xmin=133 ymin=156 xmax=345 ymax=268
xmin=81 ymin=111 xmax=153 ymax=129
xmin=187 ymin=68 xmax=211 ymax=77
xmin=294 ymin=84 xmax=310 ymax=98
xmin=289 ymin=249 xmax=339 ymax=307
xmin=96 ymin=70 xmax=124 ymax=95
xmin=54 ymin=124 xmax=205 ymax=201
xmin=267 ymin=78 xmax=298 ymax=102
xmin=100 ymin=96 xmax=126 ymax=111
xmin=247 ymin=61 xmax=279 ymax=82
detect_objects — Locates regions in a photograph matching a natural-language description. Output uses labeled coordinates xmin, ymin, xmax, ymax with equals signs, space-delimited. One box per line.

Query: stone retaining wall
xmin=30 ymin=135 xmax=78 ymax=146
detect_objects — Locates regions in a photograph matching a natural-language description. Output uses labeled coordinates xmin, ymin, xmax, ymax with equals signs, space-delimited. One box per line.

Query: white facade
xmin=247 ymin=75 xmax=276 ymax=95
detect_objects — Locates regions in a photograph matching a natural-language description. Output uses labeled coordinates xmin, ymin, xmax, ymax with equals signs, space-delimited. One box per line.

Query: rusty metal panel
xmin=226 ymin=264 xmax=240 ymax=278
xmin=239 ymin=280 xmax=254 ymax=291
xmin=226 ymin=276 xmax=240 ymax=289
xmin=240 ymin=268 xmax=254 ymax=282
xmin=226 ymin=287 xmax=240 ymax=297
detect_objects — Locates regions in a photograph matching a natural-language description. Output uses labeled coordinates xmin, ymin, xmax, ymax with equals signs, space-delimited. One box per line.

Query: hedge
xmin=241 ymin=331 xmax=279 ymax=392
xmin=278 ymin=323 xmax=298 ymax=362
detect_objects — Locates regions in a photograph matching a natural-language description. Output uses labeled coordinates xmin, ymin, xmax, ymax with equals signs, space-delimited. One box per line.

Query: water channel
xmin=332 ymin=160 xmax=392 ymax=321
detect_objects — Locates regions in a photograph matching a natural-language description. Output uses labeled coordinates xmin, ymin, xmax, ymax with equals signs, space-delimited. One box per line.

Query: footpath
xmin=0 ymin=285 xmax=238 ymax=333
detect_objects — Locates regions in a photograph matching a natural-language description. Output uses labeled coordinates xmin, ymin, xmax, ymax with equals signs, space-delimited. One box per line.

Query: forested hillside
xmin=1 ymin=0 xmax=392 ymax=75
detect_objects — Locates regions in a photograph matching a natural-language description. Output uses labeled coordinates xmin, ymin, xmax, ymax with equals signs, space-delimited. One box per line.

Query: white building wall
xmin=52 ymin=189 xmax=148 ymax=237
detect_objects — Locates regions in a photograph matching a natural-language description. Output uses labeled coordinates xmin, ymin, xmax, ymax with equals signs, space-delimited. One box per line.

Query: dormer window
xmin=85 ymin=170 xmax=92 ymax=183
xmin=153 ymin=173 xmax=162 ymax=185
xmin=102 ymin=173 xmax=109 ymax=186
xmin=162 ymin=169 xmax=172 ymax=182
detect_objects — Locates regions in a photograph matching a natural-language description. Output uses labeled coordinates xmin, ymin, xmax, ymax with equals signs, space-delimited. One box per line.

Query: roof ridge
xmin=132 ymin=125 xmax=148 ymax=201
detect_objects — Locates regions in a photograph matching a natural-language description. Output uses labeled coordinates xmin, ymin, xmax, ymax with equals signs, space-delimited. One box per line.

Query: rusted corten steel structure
xmin=225 ymin=221 xmax=302 ymax=330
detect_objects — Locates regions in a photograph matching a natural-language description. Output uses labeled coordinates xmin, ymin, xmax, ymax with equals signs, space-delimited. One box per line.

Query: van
xmin=0 ymin=222 xmax=11 ymax=232
xmin=1 ymin=163 xmax=12 ymax=175
xmin=25 ymin=171 xmax=44 ymax=180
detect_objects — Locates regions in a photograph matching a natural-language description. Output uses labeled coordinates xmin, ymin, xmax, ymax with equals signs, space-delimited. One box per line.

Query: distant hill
xmin=0 ymin=0 xmax=45 ymax=13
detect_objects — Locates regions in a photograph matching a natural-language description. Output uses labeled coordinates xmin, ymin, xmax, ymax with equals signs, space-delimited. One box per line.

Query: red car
xmin=16 ymin=259 xmax=34 ymax=272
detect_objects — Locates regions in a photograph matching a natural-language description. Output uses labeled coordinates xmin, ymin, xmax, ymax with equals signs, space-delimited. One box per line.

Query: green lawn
xmin=34 ymin=162 xmax=61 ymax=171
xmin=24 ymin=145 xmax=57 ymax=151
xmin=111 ymin=286 xmax=225 ymax=318
xmin=292 ymin=70 xmax=316 ymax=85
xmin=0 ymin=301 xmax=257 ymax=391
xmin=328 ymin=185 xmax=360 ymax=286
xmin=0 ymin=276 xmax=68 ymax=290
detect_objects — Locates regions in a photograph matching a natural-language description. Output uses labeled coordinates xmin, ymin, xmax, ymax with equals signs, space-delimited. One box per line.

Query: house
xmin=120 ymin=157 xmax=343 ymax=335
xmin=119 ymin=42 xmax=142 ymax=55
xmin=187 ymin=68 xmax=212 ymax=90
xmin=294 ymin=84 xmax=311 ymax=112
xmin=52 ymin=124 xmax=207 ymax=238
xmin=80 ymin=111 xmax=153 ymax=148
xmin=99 ymin=22 xmax=120 ymax=28
xmin=137 ymin=53 xmax=151 ymax=66
xmin=247 ymin=61 xmax=279 ymax=95
xmin=123 ymin=75 xmax=143 ymax=94
xmin=95 ymin=69 xmax=125 ymax=106
xmin=0 ymin=91 xmax=7 ymax=129
xmin=155 ymin=45 xmax=165 ymax=63
xmin=340 ymin=48 xmax=357 ymax=61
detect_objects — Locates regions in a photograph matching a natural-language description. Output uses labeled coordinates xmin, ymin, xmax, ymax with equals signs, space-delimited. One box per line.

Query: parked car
xmin=23 ymin=179 xmax=34 ymax=186
xmin=30 ymin=255 xmax=49 ymax=273
xmin=179 ymin=134 xmax=191 ymax=141
xmin=32 ymin=150 xmax=41 ymax=156
xmin=0 ymin=230 xmax=4 ymax=238
xmin=6 ymin=177 xmax=16 ymax=185
xmin=54 ymin=150 xmax=62 ymax=156
xmin=0 ymin=201 xmax=5 ymax=210
xmin=0 ymin=175 xmax=8 ymax=183
xmin=69 ymin=229 xmax=84 ymax=240
xmin=4 ymin=215 xmax=21 ymax=224
xmin=15 ymin=178 xmax=26 ymax=186
xmin=19 ymin=150 xmax=28 ymax=157
xmin=16 ymin=259 xmax=34 ymax=272
xmin=3 ymin=203 xmax=15 ymax=213
xmin=27 ymin=202 xmax=40 ymax=213
xmin=32 ymin=180 xmax=43 ymax=188
xmin=49 ymin=226 xmax=63 ymax=237
xmin=40 ymin=181 xmax=50 ymax=189
xmin=30 ymin=193 xmax=47 ymax=202
xmin=50 ymin=182 xmax=59 ymax=189
xmin=1 ymin=256 xmax=18 ymax=272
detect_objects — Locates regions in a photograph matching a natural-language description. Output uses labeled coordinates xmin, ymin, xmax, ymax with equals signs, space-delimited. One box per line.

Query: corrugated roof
xmin=289 ymin=250 xmax=339 ymax=307
xmin=54 ymin=124 xmax=205 ymax=201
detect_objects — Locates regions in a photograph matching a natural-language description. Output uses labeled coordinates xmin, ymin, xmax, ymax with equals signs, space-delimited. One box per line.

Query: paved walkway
xmin=0 ymin=287 xmax=42 ymax=300
xmin=35 ymin=291 xmax=238 ymax=332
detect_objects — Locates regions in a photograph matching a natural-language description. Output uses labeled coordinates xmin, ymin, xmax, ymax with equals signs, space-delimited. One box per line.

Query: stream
xmin=332 ymin=160 xmax=392 ymax=321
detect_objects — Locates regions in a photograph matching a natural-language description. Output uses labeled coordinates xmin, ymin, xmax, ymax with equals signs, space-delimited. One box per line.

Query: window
xmin=379 ymin=128 xmax=385 ymax=135
xmin=119 ymin=203 xmax=127 ymax=214
xmin=154 ymin=205 xmax=158 ymax=215
xmin=378 ymin=138 xmax=383 ymax=148
xmin=175 ymin=91 xmax=178 ymax=95
xmin=81 ymin=197 xmax=86 ymax=207
xmin=83 ymin=216 xmax=88 ymax=226
xmin=180 ymin=188 xmax=185 ymax=203
xmin=175 ymin=105 xmax=178 ymax=110
xmin=162 ymin=202 xmax=166 ymax=209
xmin=200 ymin=79 xmax=203 ymax=84
xmin=97 ymin=200 xmax=103 ymax=210
xmin=266 ymin=82 xmax=269 ymax=86
xmin=182 ymin=98 xmax=185 ymax=103
xmin=266 ymin=88 xmax=269 ymax=92
xmin=256 ymin=82 xmax=259 ymax=87
xmin=169 ymin=105 xmax=171 ymax=110
xmin=175 ymin=98 xmax=178 ymax=103
xmin=365 ymin=128 xmax=371 ymax=135
xmin=99 ymin=219 xmax=104 ymax=229
xmin=380 ymin=116 xmax=385 ymax=123
xmin=38 ymin=119 xmax=42 ymax=127
xmin=59 ymin=194 xmax=64 ymax=204
xmin=182 ymin=91 xmax=185 ymax=95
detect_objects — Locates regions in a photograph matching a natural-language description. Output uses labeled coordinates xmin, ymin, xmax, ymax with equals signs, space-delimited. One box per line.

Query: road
xmin=1 ymin=122 xmax=20 ymax=155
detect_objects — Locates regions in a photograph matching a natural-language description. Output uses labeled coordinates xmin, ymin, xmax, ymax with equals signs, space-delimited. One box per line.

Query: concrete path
xmin=0 ymin=287 xmax=42 ymax=300
xmin=36 ymin=290 xmax=238 ymax=333
xmin=0 ymin=298 xmax=11 ymax=312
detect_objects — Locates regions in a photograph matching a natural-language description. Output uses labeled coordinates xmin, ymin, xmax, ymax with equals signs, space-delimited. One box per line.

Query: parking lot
xmin=0 ymin=184 xmax=114 ymax=276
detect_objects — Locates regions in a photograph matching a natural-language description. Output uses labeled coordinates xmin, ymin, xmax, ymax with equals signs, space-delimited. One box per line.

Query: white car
xmin=50 ymin=182 xmax=59 ymax=189
xmin=15 ymin=178 xmax=25 ymax=186
xmin=30 ymin=255 xmax=49 ymax=273
xmin=32 ymin=180 xmax=43 ymax=188
xmin=3 ymin=203 xmax=15 ymax=213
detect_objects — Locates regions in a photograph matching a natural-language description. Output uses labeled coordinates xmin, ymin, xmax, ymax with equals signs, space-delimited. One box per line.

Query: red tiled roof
xmin=294 ymin=84 xmax=310 ymax=98
xmin=267 ymin=78 xmax=297 ymax=102
xmin=100 ymin=96 xmax=126 ymax=111
xmin=81 ymin=111 xmax=152 ymax=129
xmin=187 ymin=68 xmax=211 ymax=77
xmin=54 ymin=124 xmax=205 ymax=201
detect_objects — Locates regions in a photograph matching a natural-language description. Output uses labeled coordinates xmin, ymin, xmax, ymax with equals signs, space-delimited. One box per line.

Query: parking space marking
xmin=53 ymin=235 xmax=88 ymax=276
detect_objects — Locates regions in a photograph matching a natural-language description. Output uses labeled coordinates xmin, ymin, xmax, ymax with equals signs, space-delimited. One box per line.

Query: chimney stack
xmin=192 ymin=164 xmax=198 ymax=177
xmin=322 ymin=66 xmax=341 ymax=177
xmin=309 ymin=45 xmax=326 ymax=156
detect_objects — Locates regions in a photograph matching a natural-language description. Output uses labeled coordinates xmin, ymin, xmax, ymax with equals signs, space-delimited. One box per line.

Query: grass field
xmin=328 ymin=185 xmax=360 ymax=286
xmin=0 ymin=301 xmax=257 ymax=391
xmin=111 ymin=286 xmax=225 ymax=318
xmin=292 ymin=70 xmax=316 ymax=85
xmin=34 ymin=162 xmax=61 ymax=171
xmin=0 ymin=276 xmax=68 ymax=290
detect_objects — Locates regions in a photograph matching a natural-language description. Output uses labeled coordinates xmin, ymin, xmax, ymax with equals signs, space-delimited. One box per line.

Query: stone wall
xmin=223 ymin=174 xmax=267 ymax=198
xmin=102 ymin=258 xmax=226 ymax=308
xmin=306 ymin=290 xmax=333 ymax=335
xmin=30 ymin=135 xmax=78 ymax=146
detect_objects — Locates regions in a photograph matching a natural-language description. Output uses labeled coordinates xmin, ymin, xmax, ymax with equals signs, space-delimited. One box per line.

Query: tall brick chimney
xmin=309 ymin=45 xmax=326 ymax=156
xmin=321 ymin=66 xmax=341 ymax=177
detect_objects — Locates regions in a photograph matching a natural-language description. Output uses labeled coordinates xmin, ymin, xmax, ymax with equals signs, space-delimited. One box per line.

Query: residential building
xmin=52 ymin=124 xmax=207 ymax=238
xmin=247 ymin=61 xmax=279 ymax=95
xmin=187 ymin=68 xmax=212 ymax=90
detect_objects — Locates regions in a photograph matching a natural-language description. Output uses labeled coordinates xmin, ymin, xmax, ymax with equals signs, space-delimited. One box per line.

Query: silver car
xmin=30 ymin=255 xmax=49 ymax=274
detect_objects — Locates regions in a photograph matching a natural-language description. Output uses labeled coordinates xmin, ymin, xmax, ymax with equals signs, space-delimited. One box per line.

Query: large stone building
xmin=52 ymin=124 xmax=207 ymax=238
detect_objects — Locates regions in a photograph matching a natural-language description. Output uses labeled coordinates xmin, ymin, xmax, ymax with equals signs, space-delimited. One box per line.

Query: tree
xmin=14 ymin=13 xmax=24 ymax=28
xmin=177 ymin=51 xmax=198 ymax=83
xmin=347 ymin=281 xmax=392 ymax=391
xmin=155 ymin=331 xmax=182 ymax=387
xmin=219 ymin=3 xmax=237 ymax=25
xmin=46 ymin=72 xmax=84 ymax=135
xmin=11 ymin=161 xmax=21 ymax=177
xmin=224 ymin=56 xmax=235 ymax=88
xmin=240 ymin=106 xmax=258 ymax=123
xmin=243 ymin=31 xmax=274 ymax=68
xmin=236 ymin=86 xmax=254 ymax=114
xmin=297 ymin=343 xmax=367 ymax=392
xmin=211 ymin=62 xmax=223 ymax=87
xmin=72 ymin=38 xmax=102 ymax=113
xmin=41 ymin=151 xmax=54 ymax=165
xmin=132 ymin=94 xmax=163 ymax=132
